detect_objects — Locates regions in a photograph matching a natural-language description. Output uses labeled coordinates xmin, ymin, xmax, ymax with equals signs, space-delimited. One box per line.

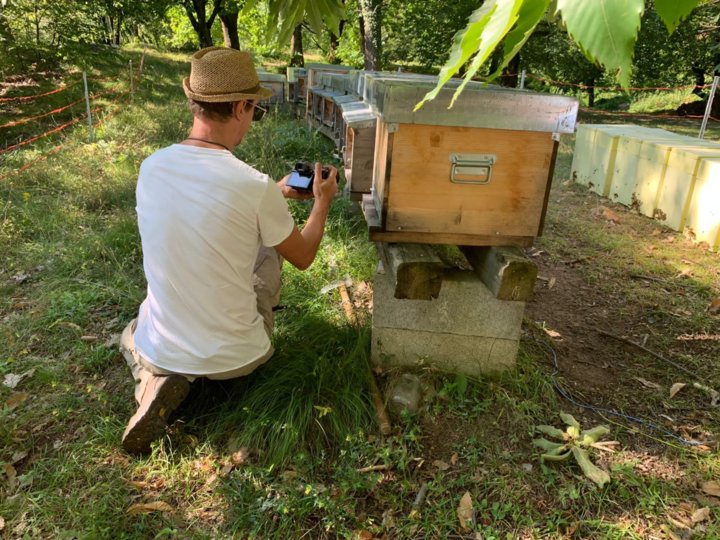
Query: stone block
xmin=371 ymin=265 xmax=524 ymax=375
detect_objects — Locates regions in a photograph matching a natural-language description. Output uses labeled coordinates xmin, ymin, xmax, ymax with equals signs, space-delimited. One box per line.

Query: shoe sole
xmin=122 ymin=375 xmax=190 ymax=455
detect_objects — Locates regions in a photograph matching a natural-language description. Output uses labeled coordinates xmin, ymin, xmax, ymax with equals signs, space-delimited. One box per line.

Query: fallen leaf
xmin=104 ymin=334 xmax=121 ymax=348
xmin=3 ymin=369 xmax=35 ymax=389
xmin=80 ymin=335 xmax=98 ymax=342
xmin=670 ymin=383 xmax=687 ymax=399
xmin=709 ymin=298 xmax=720 ymax=315
xmin=220 ymin=462 xmax=234 ymax=476
xmin=352 ymin=530 xmax=373 ymax=540
xmin=433 ymin=460 xmax=450 ymax=471
xmin=231 ymin=448 xmax=249 ymax=466
xmin=602 ymin=207 xmax=621 ymax=224
xmin=3 ymin=463 xmax=17 ymax=490
xmin=457 ymin=491 xmax=474 ymax=531
xmin=127 ymin=501 xmax=174 ymax=515
xmin=701 ymin=481 xmax=720 ymax=498
xmin=10 ymin=451 xmax=28 ymax=465
xmin=5 ymin=392 xmax=29 ymax=410
xmin=12 ymin=273 xmax=29 ymax=284
xmin=691 ymin=507 xmax=711 ymax=523
xmin=633 ymin=377 xmax=661 ymax=390
xmin=675 ymin=268 xmax=692 ymax=279
xmin=0 ymin=516 xmax=4 ymax=531
xmin=450 ymin=453 xmax=459 ymax=466
xmin=548 ymin=276 xmax=557 ymax=289
xmin=543 ymin=327 xmax=562 ymax=339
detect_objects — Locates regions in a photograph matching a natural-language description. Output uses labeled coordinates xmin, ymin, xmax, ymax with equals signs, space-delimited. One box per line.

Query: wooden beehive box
xmin=362 ymin=77 xmax=578 ymax=247
xmin=684 ymin=157 xmax=720 ymax=249
xmin=655 ymin=143 xmax=720 ymax=231
xmin=286 ymin=67 xmax=307 ymax=102
xmin=304 ymin=63 xmax=353 ymax=115
xmin=257 ymin=72 xmax=286 ymax=105
xmin=341 ymin=102 xmax=377 ymax=198
xmin=332 ymin=95 xmax=360 ymax=148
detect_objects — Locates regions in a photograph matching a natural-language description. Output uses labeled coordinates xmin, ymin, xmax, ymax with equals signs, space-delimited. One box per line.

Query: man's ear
xmin=233 ymin=100 xmax=245 ymax=120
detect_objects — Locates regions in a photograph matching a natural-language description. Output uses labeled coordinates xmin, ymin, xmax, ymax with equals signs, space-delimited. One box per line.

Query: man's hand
xmin=313 ymin=162 xmax=338 ymax=208
xmin=277 ymin=174 xmax=314 ymax=200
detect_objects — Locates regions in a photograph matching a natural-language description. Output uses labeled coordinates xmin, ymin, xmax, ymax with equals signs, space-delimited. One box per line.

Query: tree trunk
xmin=358 ymin=0 xmax=381 ymax=70
xmin=114 ymin=13 xmax=122 ymax=46
xmin=289 ymin=24 xmax=304 ymax=67
xmin=220 ymin=8 xmax=240 ymax=49
xmin=184 ymin=0 xmax=224 ymax=48
xmin=500 ymin=54 xmax=520 ymax=88
xmin=358 ymin=15 xmax=365 ymax=59
xmin=586 ymin=77 xmax=596 ymax=107
xmin=328 ymin=19 xmax=344 ymax=64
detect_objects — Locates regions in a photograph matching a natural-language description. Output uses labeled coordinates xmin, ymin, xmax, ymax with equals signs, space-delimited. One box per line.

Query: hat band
xmin=193 ymin=83 xmax=263 ymax=97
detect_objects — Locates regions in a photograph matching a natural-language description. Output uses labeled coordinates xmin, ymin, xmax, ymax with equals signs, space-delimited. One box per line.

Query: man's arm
xmin=274 ymin=162 xmax=338 ymax=270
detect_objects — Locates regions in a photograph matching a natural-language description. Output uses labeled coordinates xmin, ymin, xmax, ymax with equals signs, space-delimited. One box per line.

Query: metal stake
xmin=699 ymin=75 xmax=719 ymax=140
xmin=129 ymin=60 xmax=134 ymax=98
xmin=520 ymin=69 xmax=526 ymax=89
xmin=82 ymin=71 xmax=94 ymax=142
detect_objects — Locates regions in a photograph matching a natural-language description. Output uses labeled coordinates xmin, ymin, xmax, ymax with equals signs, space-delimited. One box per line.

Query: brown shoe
xmin=122 ymin=374 xmax=190 ymax=454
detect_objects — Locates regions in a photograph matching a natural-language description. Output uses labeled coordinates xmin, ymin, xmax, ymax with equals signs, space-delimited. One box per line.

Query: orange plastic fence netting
xmin=0 ymin=81 xmax=82 ymax=103
xmin=0 ymin=92 xmax=129 ymax=181
xmin=0 ymin=88 xmax=122 ymax=130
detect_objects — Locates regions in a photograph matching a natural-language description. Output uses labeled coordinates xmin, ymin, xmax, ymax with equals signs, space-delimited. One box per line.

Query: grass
xmin=2 ymin=47 xmax=720 ymax=538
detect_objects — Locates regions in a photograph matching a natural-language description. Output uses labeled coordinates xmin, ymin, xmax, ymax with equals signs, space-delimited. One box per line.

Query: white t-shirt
xmin=133 ymin=144 xmax=294 ymax=375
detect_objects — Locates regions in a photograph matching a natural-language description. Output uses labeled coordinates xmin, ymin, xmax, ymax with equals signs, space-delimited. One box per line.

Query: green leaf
xmin=559 ymin=412 xmax=580 ymax=429
xmin=654 ymin=0 xmax=701 ymax=34
xmin=535 ymin=425 xmax=565 ymax=439
xmin=533 ymin=438 xmax=566 ymax=453
xmin=414 ymin=0 xmax=499 ymax=111
xmin=488 ymin=0 xmax=552 ymax=80
xmin=556 ymin=0 xmax=644 ymax=87
xmin=541 ymin=450 xmax=572 ymax=462
xmin=450 ymin=0 xmax=525 ymax=107
xmin=570 ymin=446 xmax=610 ymax=488
xmin=580 ymin=425 xmax=610 ymax=444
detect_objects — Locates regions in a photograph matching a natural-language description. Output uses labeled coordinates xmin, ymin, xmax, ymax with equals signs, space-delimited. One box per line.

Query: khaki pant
xmin=121 ymin=246 xmax=283 ymax=404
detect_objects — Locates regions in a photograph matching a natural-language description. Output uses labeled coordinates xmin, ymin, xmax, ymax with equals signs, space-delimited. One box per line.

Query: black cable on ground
xmin=531 ymin=336 xmax=703 ymax=447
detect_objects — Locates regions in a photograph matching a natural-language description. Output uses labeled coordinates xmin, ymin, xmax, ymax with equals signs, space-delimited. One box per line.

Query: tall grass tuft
xmin=198 ymin=323 xmax=375 ymax=468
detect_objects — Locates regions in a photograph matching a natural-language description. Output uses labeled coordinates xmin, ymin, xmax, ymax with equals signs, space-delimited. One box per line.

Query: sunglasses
xmin=251 ymin=101 xmax=268 ymax=121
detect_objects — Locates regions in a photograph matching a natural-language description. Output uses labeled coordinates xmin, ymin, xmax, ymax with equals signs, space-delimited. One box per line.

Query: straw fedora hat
xmin=183 ymin=47 xmax=274 ymax=103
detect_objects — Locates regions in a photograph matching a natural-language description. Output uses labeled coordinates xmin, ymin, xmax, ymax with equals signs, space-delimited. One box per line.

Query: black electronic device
xmin=286 ymin=161 xmax=333 ymax=192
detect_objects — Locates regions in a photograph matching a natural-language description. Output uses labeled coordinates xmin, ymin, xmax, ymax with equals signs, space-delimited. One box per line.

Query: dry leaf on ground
xmin=457 ymin=491 xmax=474 ymax=531
xmin=3 ymin=369 xmax=35 ymax=389
xmin=602 ymin=207 xmax=621 ymax=224
xmin=450 ymin=453 xmax=459 ymax=466
xmin=127 ymin=501 xmax=174 ymax=515
xmin=633 ymin=377 xmax=661 ymax=390
xmin=709 ymin=298 xmax=720 ymax=315
xmin=433 ymin=460 xmax=450 ymax=471
xmin=543 ymin=327 xmax=562 ymax=339
xmin=691 ymin=507 xmax=711 ymax=523
xmin=670 ymin=383 xmax=687 ymax=399
xmin=352 ymin=529 xmax=373 ymax=540
xmin=5 ymin=392 xmax=29 ymax=410
xmin=701 ymin=481 xmax=720 ymax=498
xmin=0 ymin=516 xmax=4 ymax=531
xmin=3 ymin=464 xmax=17 ymax=490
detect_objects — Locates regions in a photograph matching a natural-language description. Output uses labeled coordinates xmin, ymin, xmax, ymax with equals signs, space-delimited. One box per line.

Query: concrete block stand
xmin=371 ymin=264 xmax=525 ymax=376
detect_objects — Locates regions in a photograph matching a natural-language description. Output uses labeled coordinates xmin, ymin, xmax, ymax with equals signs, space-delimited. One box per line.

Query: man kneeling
xmin=120 ymin=47 xmax=337 ymax=454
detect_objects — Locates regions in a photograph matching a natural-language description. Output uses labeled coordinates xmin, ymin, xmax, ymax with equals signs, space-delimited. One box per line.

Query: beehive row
xmin=571 ymin=124 xmax=720 ymax=249
xmin=290 ymin=64 xmax=579 ymax=247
